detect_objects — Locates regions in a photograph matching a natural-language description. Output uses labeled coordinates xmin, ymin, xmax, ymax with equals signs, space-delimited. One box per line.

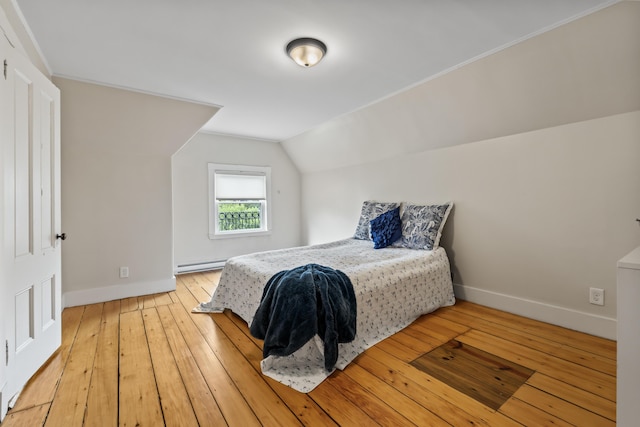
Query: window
xmin=208 ymin=163 xmax=271 ymax=238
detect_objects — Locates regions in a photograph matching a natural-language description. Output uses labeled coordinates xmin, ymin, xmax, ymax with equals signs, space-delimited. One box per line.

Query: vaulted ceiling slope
xmin=283 ymin=1 xmax=640 ymax=173
xmin=16 ymin=0 xmax=617 ymax=142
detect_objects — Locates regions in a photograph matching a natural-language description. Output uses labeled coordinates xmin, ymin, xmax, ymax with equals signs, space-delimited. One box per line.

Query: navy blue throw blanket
xmin=249 ymin=264 xmax=357 ymax=372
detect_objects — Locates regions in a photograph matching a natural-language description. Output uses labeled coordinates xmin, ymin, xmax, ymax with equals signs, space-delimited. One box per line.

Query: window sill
xmin=208 ymin=230 xmax=272 ymax=240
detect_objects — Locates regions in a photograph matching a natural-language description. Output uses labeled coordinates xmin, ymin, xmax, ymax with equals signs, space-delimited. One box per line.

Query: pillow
xmin=353 ymin=200 xmax=399 ymax=240
xmin=369 ymin=207 xmax=402 ymax=249
xmin=394 ymin=202 xmax=453 ymax=250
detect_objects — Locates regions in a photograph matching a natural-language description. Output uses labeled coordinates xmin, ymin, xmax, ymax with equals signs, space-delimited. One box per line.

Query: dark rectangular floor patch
xmin=410 ymin=339 xmax=535 ymax=410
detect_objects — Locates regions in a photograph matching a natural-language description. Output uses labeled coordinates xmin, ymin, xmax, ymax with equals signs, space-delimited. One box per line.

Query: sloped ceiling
xmin=16 ymin=0 xmax=617 ymax=142
xmin=283 ymin=1 xmax=640 ymax=173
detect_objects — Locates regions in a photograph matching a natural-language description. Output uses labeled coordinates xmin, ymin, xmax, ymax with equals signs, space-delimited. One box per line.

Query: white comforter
xmin=196 ymin=238 xmax=455 ymax=392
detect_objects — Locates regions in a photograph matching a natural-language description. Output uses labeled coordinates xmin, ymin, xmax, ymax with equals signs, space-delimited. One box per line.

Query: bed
xmin=195 ymin=201 xmax=455 ymax=392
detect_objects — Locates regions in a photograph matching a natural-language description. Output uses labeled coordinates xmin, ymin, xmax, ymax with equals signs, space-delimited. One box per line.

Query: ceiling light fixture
xmin=286 ymin=38 xmax=327 ymax=68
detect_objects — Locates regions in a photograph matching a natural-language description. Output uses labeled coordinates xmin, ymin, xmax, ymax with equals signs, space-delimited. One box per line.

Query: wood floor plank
xmin=402 ymin=322 xmax=449 ymax=349
xmin=449 ymin=301 xmax=616 ymax=359
xmin=213 ymin=312 xmax=262 ymax=364
xmin=211 ymin=311 xmax=338 ymax=427
xmin=171 ymin=286 xmax=302 ymax=426
xmin=153 ymin=292 xmax=173 ymax=306
xmin=218 ymin=315 xmax=265 ymax=369
xmin=339 ymin=363 xmax=451 ymax=426
xmin=411 ymin=313 xmax=471 ymax=342
xmin=159 ymin=303 xmax=262 ymax=427
xmin=141 ymin=294 xmax=156 ymax=309
xmin=154 ymin=305 xmax=230 ymax=426
xmin=410 ymin=339 xmax=533 ymax=410
xmin=355 ymin=351 xmax=493 ymax=427
xmin=359 ymin=347 xmax=520 ymax=427
xmin=308 ymin=381 xmax=380 ymax=427
xmin=142 ymin=308 xmax=199 ymax=427
xmin=201 ymin=270 xmax=221 ymax=293
xmin=45 ymin=304 xmax=104 ymax=426
xmin=548 ymin=344 xmax=615 ymax=376
xmin=176 ymin=274 xmax=214 ymax=306
xmin=327 ymin=370 xmax=418 ymax=426
xmin=0 ymin=403 xmax=50 ymax=427
xmin=512 ymin=384 xmax=615 ymax=426
xmin=499 ymin=397 xmax=574 ymax=427
xmin=386 ymin=331 xmax=438 ymax=361
xmin=2 ymin=272 xmax=617 ymax=427
xmin=436 ymin=307 xmax=616 ymax=375
xmin=457 ymin=329 xmax=615 ymax=401
xmin=376 ymin=334 xmax=429 ymax=363
xmin=120 ymin=297 xmax=140 ymax=313
xmin=10 ymin=305 xmax=85 ymax=412
xmin=525 ymin=373 xmax=615 ymax=422
xmin=119 ymin=310 xmax=164 ymax=427
xmin=224 ymin=309 xmax=264 ymax=348
xmin=84 ymin=300 xmax=120 ymax=426
xmin=167 ymin=291 xmax=179 ymax=304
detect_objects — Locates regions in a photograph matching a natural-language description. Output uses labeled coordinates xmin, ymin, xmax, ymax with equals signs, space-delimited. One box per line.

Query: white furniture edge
xmin=617 ymin=245 xmax=640 ymax=427
xmin=617 ymin=245 xmax=640 ymax=270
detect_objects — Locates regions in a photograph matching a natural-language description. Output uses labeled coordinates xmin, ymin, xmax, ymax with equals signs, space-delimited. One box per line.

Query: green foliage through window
xmin=217 ymin=202 xmax=261 ymax=231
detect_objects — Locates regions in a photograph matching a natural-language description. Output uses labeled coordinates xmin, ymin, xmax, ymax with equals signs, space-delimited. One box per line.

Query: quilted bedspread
xmin=195 ymin=238 xmax=455 ymax=392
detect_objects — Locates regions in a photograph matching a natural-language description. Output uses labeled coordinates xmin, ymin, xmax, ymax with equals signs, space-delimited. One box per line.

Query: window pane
xmin=208 ymin=163 xmax=271 ymax=238
xmin=217 ymin=202 xmax=262 ymax=231
xmin=216 ymin=173 xmax=266 ymax=200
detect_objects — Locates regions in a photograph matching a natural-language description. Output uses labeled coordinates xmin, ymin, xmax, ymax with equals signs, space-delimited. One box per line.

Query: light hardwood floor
xmin=1 ymin=271 xmax=616 ymax=426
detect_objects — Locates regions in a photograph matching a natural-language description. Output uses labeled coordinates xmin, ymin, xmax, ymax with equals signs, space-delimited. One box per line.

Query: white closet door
xmin=1 ymin=44 xmax=62 ymax=419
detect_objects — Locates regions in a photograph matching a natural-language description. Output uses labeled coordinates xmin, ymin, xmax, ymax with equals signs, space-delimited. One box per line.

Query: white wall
xmin=54 ymin=78 xmax=218 ymax=306
xmin=172 ymin=132 xmax=301 ymax=270
xmin=282 ymin=2 xmax=640 ymax=339
xmin=300 ymin=112 xmax=640 ymax=338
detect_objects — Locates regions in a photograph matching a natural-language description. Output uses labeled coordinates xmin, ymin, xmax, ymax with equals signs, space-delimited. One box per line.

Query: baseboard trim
xmin=62 ymin=277 xmax=176 ymax=308
xmin=174 ymin=260 xmax=225 ymax=274
xmin=453 ymin=283 xmax=617 ymax=340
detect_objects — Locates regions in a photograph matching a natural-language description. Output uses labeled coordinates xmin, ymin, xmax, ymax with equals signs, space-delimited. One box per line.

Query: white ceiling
xmin=15 ymin=0 xmax=615 ymax=142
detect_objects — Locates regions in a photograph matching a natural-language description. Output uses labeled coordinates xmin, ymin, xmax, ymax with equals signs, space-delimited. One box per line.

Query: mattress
xmin=195 ymin=238 xmax=455 ymax=392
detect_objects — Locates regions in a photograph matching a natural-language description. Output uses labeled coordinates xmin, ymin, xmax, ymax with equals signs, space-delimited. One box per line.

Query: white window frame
xmin=208 ymin=163 xmax=272 ymax=239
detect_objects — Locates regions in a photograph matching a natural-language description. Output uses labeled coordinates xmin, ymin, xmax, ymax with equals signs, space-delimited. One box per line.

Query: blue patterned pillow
xmin=353 ymin=200 xmax=399 ymax=240
xmin=394 ymin=202 xmax=453 ymax=250
xmin=369 ymin=207 xmax=402 ymax=249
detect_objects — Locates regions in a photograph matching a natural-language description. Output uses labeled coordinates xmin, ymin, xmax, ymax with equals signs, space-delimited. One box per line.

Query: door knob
xmin=56 ymin=233 xmax=67 ymax=240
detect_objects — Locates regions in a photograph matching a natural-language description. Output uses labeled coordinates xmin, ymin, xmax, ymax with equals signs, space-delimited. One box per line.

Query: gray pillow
xmin=353 ymin=200 xmax=399 ymax=240
xmin=394 ymin=202 xmax=453 ymax=250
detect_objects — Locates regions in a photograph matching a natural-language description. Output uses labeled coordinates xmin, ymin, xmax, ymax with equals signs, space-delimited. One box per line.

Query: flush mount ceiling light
xmin=286 ymin=38 xmax=327 ymax=67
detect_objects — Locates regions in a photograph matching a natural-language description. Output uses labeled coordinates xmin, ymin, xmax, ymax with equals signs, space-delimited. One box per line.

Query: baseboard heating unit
xmin=175 ymin=260 xmax=226 ymax=274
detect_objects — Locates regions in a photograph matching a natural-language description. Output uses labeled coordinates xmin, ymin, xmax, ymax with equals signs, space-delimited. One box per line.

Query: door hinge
xmin=3 ymin=59 xmax=6 ymax=80
xmin=5 ymin=340 xmax=7 ymax=365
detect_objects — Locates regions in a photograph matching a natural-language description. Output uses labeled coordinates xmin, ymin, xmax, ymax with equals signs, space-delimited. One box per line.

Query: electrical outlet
xmin=589 ymin=287 xmax=604 ymax=306
xmin=119 ymin=266 xmax=129 ymax=278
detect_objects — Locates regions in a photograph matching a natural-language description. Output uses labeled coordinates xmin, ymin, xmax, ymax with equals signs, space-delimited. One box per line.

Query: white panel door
xmin=1 ymin=46 xmax=62 ymax=419
xmin=0 ymin=35 xmax=8 ymax=420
